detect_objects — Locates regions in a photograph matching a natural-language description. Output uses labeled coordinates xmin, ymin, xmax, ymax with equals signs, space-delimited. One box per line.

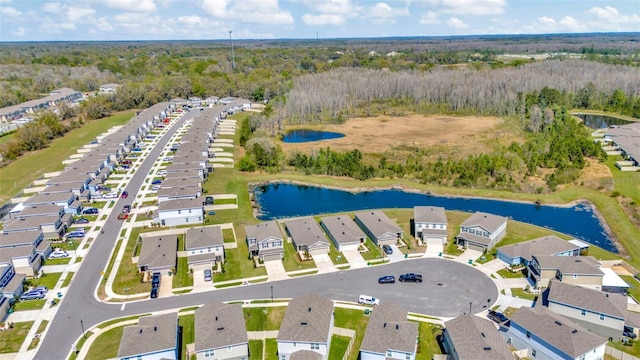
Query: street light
xmin=228 ymin=30 xmax=236 ymax=71
xmin=270 ymin=286 xmax=273 ymax=303
xmin=80 ymin=320 xmax=86 ymax=339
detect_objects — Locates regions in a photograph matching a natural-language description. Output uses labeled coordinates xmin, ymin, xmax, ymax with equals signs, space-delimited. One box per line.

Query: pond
xmin=254 ymin=183 xmax=616 ymax=253
xmin=282 ymin=130 xmax=345 ymax=143
xmin=573 ymin=113 xmax=634 ymax=129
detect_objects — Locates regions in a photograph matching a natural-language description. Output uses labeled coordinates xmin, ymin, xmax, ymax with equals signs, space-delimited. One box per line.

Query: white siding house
xmin=154 ymin=198 xmax=204 ymax=227
xmin=413 ymin=206 xmax=448 ymax=245
xmin=277 ymin=295 xmax=334 ymax=360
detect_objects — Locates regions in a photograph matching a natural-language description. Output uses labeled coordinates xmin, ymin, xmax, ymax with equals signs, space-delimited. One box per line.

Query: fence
xmin=333 ymin=327 xmax=356 ymax=360
xmin=606 ymin=345 xmax=640 ymax=360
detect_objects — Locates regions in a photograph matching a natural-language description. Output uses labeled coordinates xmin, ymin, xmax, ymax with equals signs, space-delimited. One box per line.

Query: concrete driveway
xmin=265 ymin=260 xmax=288 ymax=281
xmin=192 ymin=264 xmax=213 ymax=292
xmin=385 ymin=245 xmax=405 ymax=262
xmin=424 ymin=239 xmax=444 ymax=258
xmin=342 ymin=249 xmax=367 ymax=269
xmin=313 ymin=254 xmax=338 ymax=274
xmin=158 ymin=274 xmax=172 ymax=298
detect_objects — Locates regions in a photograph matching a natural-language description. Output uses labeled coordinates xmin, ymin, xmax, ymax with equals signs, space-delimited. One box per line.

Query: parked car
xmin=67 ymin=230 xmax=85 ymax=236
xmin=382 ymin=245 xmax=393 ymax=255
xmin=204 ymin=269 xmax=212 ymax=282
xmin=132 ymin=147 xmax=142 ymax=152
xmin=399 ymin=273 xmax=423 ymax=283
xmin=75 ymin=218 xmax=90 ymax=224
xmin=151 ymin=179 xmax=162 ymax=185
xmin=378 ymin=275 xmax=395 ymax=284
xmin=151 ymin=272 xmax=161 ymax=288
xmin=487 ymin=310 xmax=509 ymax=324
xmin=21 ymin=291 xmax=45 ymax=300
xmin=82 ymin=208 xmax=98 ymax=215
xmin=34 ymin=286 xmax=48 ymax=294
xmin=157 ymin=170 xmax=167 ymax=176
xmin=624 ymin=326 xmax=638 ymax=339
xmin=358 ymin=294 xmax=380 ymax=306
xmin=122 ymin=160 xmax=132 ymax=165
xmin=67 ymin=233 xmax=85 ymax=239
xmin=121 ymin=191 xmax=128 ymax=199
xmin=103 ymin=193 xmax=118 ymax=199
xmin=150 ymin=287 xmax=158 ymax=299
xmin=49 ymin=251 xmax=70 ymax=259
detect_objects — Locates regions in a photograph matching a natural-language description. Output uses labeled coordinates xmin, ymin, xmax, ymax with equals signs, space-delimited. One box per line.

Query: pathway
xmin=341 ymin=249 xmax=367 ymax=269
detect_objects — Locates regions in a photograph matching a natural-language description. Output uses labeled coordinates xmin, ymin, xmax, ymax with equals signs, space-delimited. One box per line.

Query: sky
xmin=0 ymin=0 xmax=639 ymax=42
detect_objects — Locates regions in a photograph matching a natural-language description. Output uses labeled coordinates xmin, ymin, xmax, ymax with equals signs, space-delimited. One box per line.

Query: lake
xmin=282 ymin=130 xmax=345 ymax=143
xmin=254 ymin=183 xmax=616 ymax=253
xmin=574 ymin=113 xmax=634 ymax=129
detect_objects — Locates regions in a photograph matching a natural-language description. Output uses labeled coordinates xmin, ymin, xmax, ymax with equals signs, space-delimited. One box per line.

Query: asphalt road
xmin=36 ymin=107 xmax=497 ymax=359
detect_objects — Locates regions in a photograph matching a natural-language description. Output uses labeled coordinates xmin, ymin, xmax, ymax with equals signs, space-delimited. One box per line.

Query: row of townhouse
xmin=604 ymin=123 xmax=640 ymax=168
xmin=0 ymin=88 xmax=83 ymax=123
xmin=116 ymin=294 xmax=419 ymax=360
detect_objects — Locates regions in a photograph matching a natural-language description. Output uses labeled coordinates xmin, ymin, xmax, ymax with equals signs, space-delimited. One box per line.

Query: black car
xmin=150 ymin=287 xmax=158 ymax=299
xmin=399 ymin=273 xmax=423 ymax=282
xmin=487 ymin=310 xmax=509 ymax=324
xmin=382 ymin=245 xmax=393 ymax=255
xmin=624 ymin=326 xmax=638 ymax=339
xmin=82 ymin=208 xmax=99 ymax=215
xmin=378 ymin=275 xmax=395 ymax=284
xmin=151 ymin=272 xmax=161 ymax=288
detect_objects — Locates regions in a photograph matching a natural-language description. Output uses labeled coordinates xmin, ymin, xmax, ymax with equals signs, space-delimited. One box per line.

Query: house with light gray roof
xmin=244 ymin=221 xmax=284 ymax=262
xmin=455 ymin=211 xmax=507 ymax=252
xmin=185 ymin=226 xmax=224 ymax=268
xmin=497 ymin=235 xmax=586 ymax=266
xmin=354 ymin=210 xmax=403 ymax=247
xmin=117 ymin=313 xmax=179 ymax=360
xmin=529 ymin=255 xmax=604 ymax=288
xmin=284 ymin=218 xmax=330 ymax=257
xmin=154 ymin=198 xmax=204 ymax=227
xmin=137 ymin=235 xmax=177 ymax=274
xmin=360 ymin=303 xmax=418 ymax=360
xmin=194 ymin=302 xmax=248 ymax=360
xmin=320 ymin=215 xmax=365 ymax=252
xmin=505 ymin=306 xmax=606 ymax=360
xmin=277 ymin=294 xmax=334 ymax=360
xmin=443 ymin=314 xmax=515 ymax=360
xmin=413 ymin=206 xmax=448 ymax=245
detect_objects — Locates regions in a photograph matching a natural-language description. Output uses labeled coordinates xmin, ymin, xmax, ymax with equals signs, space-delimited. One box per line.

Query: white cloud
xmin=302 ymin=13 xmax=345 ymax=25
xmin=558 ymin=16 xmax=584 ymax=32
xmin=42 ymin=2 xmax=62 ymax=14
xmin=419 ymin=10 xmax=441 ymax=24
xmin=366 ymin=3 xmax=410 ymax=19
xmin=11 ymin=26 xmax=25 ymax=36
xmin=0 ymin=6 xmax=21 ymax=17
xmin=537 ymin=16 xmax=556 ymax=27
xmin=95 ymin=16 xmax=114 ymax=31
xmin=428 ymin=0 xmax=506 ymax=16
xmin=105 ymin=0 xmax=157 ymax=12
xmin=41 ymin=21 xmax=77 ymax=31
xmin=586 ymin=6 xmax=640 ymax=25
xmin=68 ymin=7 xmax=96 ymax=21
xmin=446 ymin=17 xmax=469 ymax=29
xmin=202 ymin=0 xmax=293 ymax=24
xmin=315 ymin=0 xmax=360 ymax=15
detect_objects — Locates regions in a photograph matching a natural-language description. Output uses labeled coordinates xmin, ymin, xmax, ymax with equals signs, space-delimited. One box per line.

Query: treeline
xmin=288 ymin=148 xmax=376 ymax=180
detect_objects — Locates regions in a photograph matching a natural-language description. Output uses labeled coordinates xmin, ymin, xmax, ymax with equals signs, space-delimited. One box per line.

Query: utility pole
xmin=229 ymin=30 xmax=236 ymax=72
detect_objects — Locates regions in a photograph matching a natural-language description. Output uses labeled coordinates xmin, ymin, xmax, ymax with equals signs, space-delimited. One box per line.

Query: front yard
xmin=282 ymin=242 xmax=316 ymax=272
xmin=0 ymin=322 xmax=34 ymax=353
xmin=213 ymin=241 xmax=267 ymax=282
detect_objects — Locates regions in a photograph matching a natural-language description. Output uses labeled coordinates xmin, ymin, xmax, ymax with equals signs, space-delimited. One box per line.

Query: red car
xmin=121 ymin=191 xmax=128 ymax=198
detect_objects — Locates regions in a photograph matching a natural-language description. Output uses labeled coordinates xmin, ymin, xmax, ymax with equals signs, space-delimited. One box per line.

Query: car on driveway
xmin=82 ymin=208 xmax=98 ymax=215
xmin=150 ymin=287 xmax=158 ymax=299
xmin=151 ymin=272 xmax=161 ymax=288
xmin=378 ymin=275 xmax=395 ymax=284
xmin=382 ymin=245 xmax=393 ymax=255
xmin=204 ymin=269 xmax=212 ymax=282
xmin=151 ymin=179 xmax=162 ymax=185
xmin=49 ymin=251 xmax=70 ymax=259
xmin=487 ymin=310 xmax=509 ymax=324
xmin=21 ymin=291 xmax=45 ymax=300
xmin=399 ymin=273 xmax=423 ymax=282
xmin=66 ymin=233 xmax=85 ymax=239
xmin=75 ymin=218 xmax=90 ymax=224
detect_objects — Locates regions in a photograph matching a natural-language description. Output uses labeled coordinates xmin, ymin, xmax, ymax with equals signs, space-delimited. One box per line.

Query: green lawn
xmin=243 ymin=307 xmax=287 ymax=331
xmin=0 ymin=111 xmax=135 ymax=204
xmin=43 ymin=257 xmax=71 ymax=265
xmin=333 ymin=308 xmax=370 ymax=360
xmin=27 ymin=320 xmax=49 ymax=350
xmin=31 ymin=272 xmax=63 ymax=289
xmin=49 ymin=240 xmax=80 ymax=251
xmin=12 ymin=299 xmax=46 ymax=311
xmin=328 ymin=335 xmax=351 ymax=360
xmin=510 ymin=288 xmax=537 ymax=301
xmin=249 ymin=340 xmax=263 ymax=360
xmin=265 ymin=339 xmax=278 ymax=360
xmin=172 ymin=256 xmax=193 ymax=288
xmin=213 ymin=244 xmax=266 ymax=282
xmin=0 ymin=322 xmax=34 ymax=353
xmin=85 ymin=325 xmax=124 ymax=360
xmin=329 ymin=245 xmax=349 ymax=265
xmin=359 ymin=239 xmax=384 ymax=261
xmin=222 ymin=228 xmax=236 ymax=243
xmin=609 ymin=338 xmax=640 ymax=357
xmin=112 ymin=227 xmax=150 ymax=295
xmin=496 ymin=268 xmax=525 ymax=278
xmin=621 ymin=275 xmax=640 ymax=301
xmin=282 ymin=241 xmax=316 ymax=272
xmin=415 ymin=322 xmax=444 ymax=360
xmin=179 ymin=314 xmax=194 ymax=360
xmin=98 ymin=239 xmax=122 ymax=299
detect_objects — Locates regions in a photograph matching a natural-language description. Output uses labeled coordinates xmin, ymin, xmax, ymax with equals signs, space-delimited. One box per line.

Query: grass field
xmin=243 ymin=307 xmax=286 ymax=331
xmin=0 ymin=322 xmax=33 ymax=353
xmin=84 ymin=325 xmax=124 ymax=360
xmin=249 ymin=340 xmax=263 ymax=360
xmin=179 ymin=314 xmax=194 ymax=360
xmin=333 ymin=307 xmax=370 ymax=360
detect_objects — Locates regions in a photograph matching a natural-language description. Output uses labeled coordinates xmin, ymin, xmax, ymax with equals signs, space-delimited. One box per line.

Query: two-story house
xmin=359 ymin=303 xmax=418 ymax=360
xmin=443 ymin=314 xmax=514 ymax=360
xmin=413 ymin=206 xmax=448 ymax=246
xmin=354 ymin=210 xmax=403 ymax=247
xmin=0 ymin=264 xmax=24 ymax=300
xmin=277 ymin=294 xmax=334 ymax=360
xmin=497 ymin=235 xmax=588 ymax=266
xmin=185 ymin=226 xmax=225 ymax=269
xmin=455 ymin=212 xmax=507 ymax=252
xmin=528 ymin=255 xmax=604 ymax=289
xmin=194 ymin=302 xmax=249 ymax=360
xmin=244 ymin=221 xmax=285 ymax=262
xmin=117 ymin=313 xmax=179 ymax=360
xmin=154 ymin=198 xmax=204 ymax=227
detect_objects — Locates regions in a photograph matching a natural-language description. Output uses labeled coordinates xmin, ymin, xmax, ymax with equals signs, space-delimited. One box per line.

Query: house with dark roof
xmin=443 ymin=314 xmax=514 ymax=360
xmin=413 ymin=206 xmax=448 ymax=246
xmin=505 ymin=306 xmax=606 ymax=360
xmin=185 ymin=226 xmax=224 ymax=268
xmin=320 ymin=215 xmax=366 ymax=252
xmin=194 ymin=302 xmax=248 ymax=360
xmin=244 ymin=221 xmax=285 ymax=262
xmin=284 ymin=218 xmax=331 ymax=257
xmin=117 ymin=313 xmax=179 ymax=360
xmin=359 ymin=303 xmax=418 ymax=360
xmin=137 ymin=235 xmax=178 ymax=274
xmin=497 ymin=235 xmax=586 ymax=266
xmin=277 ymin=294 xmax=334 ymax=360
xmin=529 ymin=256 xmax=604 ymax=288
xmin=455 ymin=212 xmax=507 ymax=252
xmin=354 ymin=210 xmax=403 ymax=247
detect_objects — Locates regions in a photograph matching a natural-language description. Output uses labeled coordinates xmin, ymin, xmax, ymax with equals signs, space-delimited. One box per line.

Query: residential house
xmin=505 ymin=306 xmax=606 ymax=360
xmin=244 ymin=221 xmax=285 ymax=262
xmin=156 ymin=186 xmax=202 ymax=203
xmin=11 ymin=204 xmax=64 ymax=220
xmin=194 ymin=302 xmax=249 ymax=360
xmin=0 ymin=246 xmax=42 ymax=276
xmin=442 ymin=314 xmax=514 ymax=360
xmin=189 ymin=97 xmax=203 ymax=107
xmin=359 ymin=303 xmax=418 ymax=360
xmin=455 ymin=212 xmax=507 ymax=252
xmin=0 ymin=230 xmax=50 ymax=259
xmin=601 ymin=267 xmax=630 ymax=294
xmin=497 ymin=235 xmax=587 ymax=266
xmin=99 ymin=83 xmax=121 ymax=94
xmin=528 ymin=256 xmax=603 ymax=288
xmin=154 ymin=198 xmax=204 ymax=227
xmin=277 ymin=294 xmax=334 ymax=360
xmin=185 ymin=226 xmax=225 ymax=269
xmin=117 ymin=313 xmax=179 ymax=360
xmin=284 ymin=218 xmax=331 ymax=257
xmin=0 ymin=264 xmax=25 ymax=300
xmin=2 ymin=215 xmax=64 ymax=240
xmin=354 ymin=210 xmax=403 ymax=247
xmin=413 ymin=206 xmax=448 ymax=246
xmin=320 ymin=215 xmax=366 ymax=252
xmin=137 ymin=235 xmax=178 ymax=274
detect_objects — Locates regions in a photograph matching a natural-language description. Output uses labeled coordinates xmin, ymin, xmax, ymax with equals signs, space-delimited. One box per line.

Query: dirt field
xmin=280 ymin=114 xmax=505 ymax=159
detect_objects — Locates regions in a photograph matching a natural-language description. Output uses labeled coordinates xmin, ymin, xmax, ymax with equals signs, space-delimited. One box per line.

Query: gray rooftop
xmin=285 ymin=218 xmax=330 ymax=248
xmin=533 ymin=255 xmax=603 ymax=276
xmin=137 ymin=235 xmax=178 ymax=270
xmin=24 ymin=191 xmax=75 ymax=205
xmin=245 ymin=221 xmax=283 ymax=242
xmin=360 ymin=303 xmax=418 ymax=355
xmin=16 ymin=204 xmax=63 ymax=218
xmin=414 ymin=206 xmax=447 ymax=224
xmin=498 ymin=235 xmax=581 ymax=262
xmin=0 ymin=230 xmax=42 ymax=247
xmin=157 ymin=186 xmax=200 ymax=198
xmin=186 ymin=226 xmax=223 ymax=250
xmin=164 ymin=169 xmax=202 ymax=180
xmin=0 ymin=246 xmax=36 ymax=263
xmin=444 ymin=314 xmax=514 ymax=360
xmin=3 ymin=214 xmax=60 ymax=231
xmin=290 ymin=350 xmax=322 ymax=360
xmin=160 ymin=178 xmax=201 ymax=189
xmin=510 ymin=306 xmax=606 ymax=358
xmin=354 ymin=210 xmax=403 ymax=239
xmin=460 ymin=212 xmax=507 ymax=233
xmin=320 ymin=215 xmax=366 ymax=245
xmin=195 ymin=302 xmax=248 ymax=351
xmin=117 ymin=313 xmax=178 ymax=358
xmin=548 ymin=280 xmax=627 ymax=319
xmin=277 ymin=294 xmax=333 ymax=343
xmin=158 ymin=198 xmax=203 ymax=212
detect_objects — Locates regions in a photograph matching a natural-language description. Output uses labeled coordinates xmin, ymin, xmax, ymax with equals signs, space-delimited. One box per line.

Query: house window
xmin=204 ymin=349 xmax=214 ymax=357
xmin=189 ymin=209 xmax=192 ymax=213
xmin=579 ymin=356 xmax=585 ymax=360
xmin=387 ymin=351 xmax=392 ymax=357
xmin=310 ymin=343 xmax=319 ymax=350
xmin=186 ymin=218 xmax=189 ymax=223
xmin=526 ymin=331 xmax=531 ymax=339
xmin=483 ymin=232 xmax=489 ymax=237
xmin=227 ymin=346 xmax=232 ymax=352
xmin=199 ymin=249 xmax=203 ymax=254
xmin=406 ymin=354 xmax=411 ymax=360
xmin=573 ymin=274 xmax=578 ymax=279
xmin=532 ymin=349 xmax=536 ymax=357
xmin=581 ymin=309 xmax=586 ymax=316
xmin=178 ymin=210 xmax=181 ymax=214
xmin=208 ymin=247 xmax=212 ymax=253
xmin=600 ymin=314 xmax=605 ymax=321
xmin=281 ymin=356 xmax=286 ymax=360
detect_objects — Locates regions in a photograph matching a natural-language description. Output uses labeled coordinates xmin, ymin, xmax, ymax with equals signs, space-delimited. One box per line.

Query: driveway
xmin=454 ymin=249 xmax=483 ymax=264
xmin=384 ymin=245 xmax=405 ymax=262
xmin=192 ymin=264 xmax=213 ymax=292
xmin=265 ymin=260 xmax=288 ymax=281
xmin=424 ymin=239 xmax=444 ymax=258
xmin=313 ymin=254 xmax=338 ymax=274
xmin=158 ymin=274 xmax=173 ymax=298
xmin=342 ymin=249 xmax=367 ymax=269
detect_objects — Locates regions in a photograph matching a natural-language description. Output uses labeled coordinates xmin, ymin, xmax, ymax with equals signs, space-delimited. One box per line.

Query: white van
xmin=358 ymin=295 xmax=380 ymax=306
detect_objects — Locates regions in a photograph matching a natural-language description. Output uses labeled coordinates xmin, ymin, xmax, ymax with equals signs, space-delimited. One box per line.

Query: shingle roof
xmin=360 ymin=303 xmax=418 ymax=355
xmin=3 ymin=215 xmax=59 ymax=231
xmin=285 ymin=218 xmax=330 ymax=248
xmin=156 ymin=187 xmax=200 ymax=198
xmin=460 ymin=212 xmax=507 ymax=233
xmin=117 ymin=313 xmax=178 ymax=358
xmin=186 ymin=226 xmax=223 ymax=250
xmin=510 ymin=306 xmax=606 ymax=358
xmin=533 ymin=255 xmax=603 ymax=276
xmin=444 ymin=314 xmax=514 ymax=360
xmin=414 ymin=206 xmax=447 ymax=224
xmin=548 ymin=280 xmax=627 ymax=319
xmin=290 ymin=350 xmax=323 ymax=360
xmin=498 ymin=235 xmax=581 ymax=261
xmin=245 ymin=221 xmax=283 ymax=242
xmin=320 ymin=215 xmax=366 ymax=245
xmin=0 ymin=230 xmax=42 ymax=247
xmin=277 ymin=294 xmax=333 ymax=343
xmin=354 ymin=211 xmax=403 ymax=239
xmin=16 ymin=204 xmax=63 ymax=217
xmin=0 ymin=246 xmax=35 ymax=263
xmin=138 ymin=235 xmax=178 ymax=270
xmin=195 ymin=302 xmax=248 ymax=351
xmin=158 ymin=198 xmax=203 ymax=212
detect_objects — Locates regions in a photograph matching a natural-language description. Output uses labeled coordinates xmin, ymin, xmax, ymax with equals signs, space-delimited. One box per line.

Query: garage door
xmin=309 ymin=247 xmax=327 ymax=257
xmin=378 ymin=238 xmax=396 ymax=247
xmin=467 ymin=242 xmax=485 ymax=253
xmin=262 ymin=253 xmax=282 ymax=262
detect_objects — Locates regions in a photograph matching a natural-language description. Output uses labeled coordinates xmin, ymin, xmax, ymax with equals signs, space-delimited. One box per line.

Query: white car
xmin=49 ymin=251 xmax=70 ymax=259
xmin=151 ymin=185 xmax=161 ymax=190
xmin=103 ymin=193 xmax=118 ymax=199
xmin=157 ymin=170 xmax=167 ymax=175
xmin=358 ymin=295 xmax=380 ymax=306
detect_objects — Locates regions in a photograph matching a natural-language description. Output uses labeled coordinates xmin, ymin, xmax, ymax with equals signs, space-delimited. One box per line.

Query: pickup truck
xmin=118 ymin=205 xmax=131 ymax=220
xmin=399 ymin=273 xmax=423 ymax=283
